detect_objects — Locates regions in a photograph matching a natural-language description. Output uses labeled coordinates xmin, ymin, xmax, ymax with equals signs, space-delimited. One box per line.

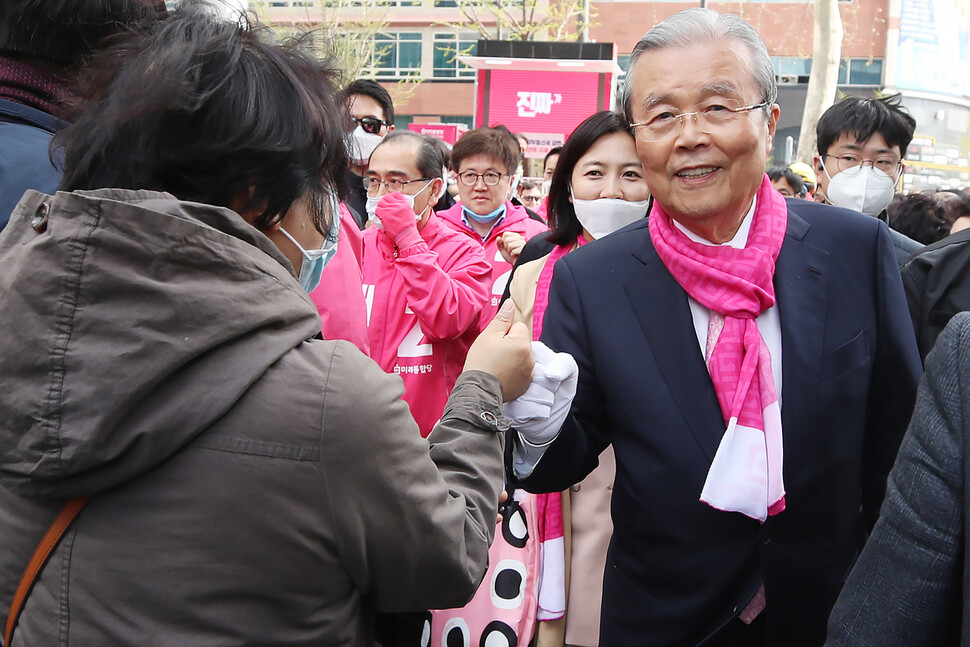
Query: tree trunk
xmin=795 ymin=0 xmax=844 ymax=164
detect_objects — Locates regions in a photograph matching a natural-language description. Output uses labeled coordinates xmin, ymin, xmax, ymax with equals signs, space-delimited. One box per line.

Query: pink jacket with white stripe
xmin=361 ymin=212 xmax=490 ymax=437
xmin=438 ymin=201 xmax=548 ymax=325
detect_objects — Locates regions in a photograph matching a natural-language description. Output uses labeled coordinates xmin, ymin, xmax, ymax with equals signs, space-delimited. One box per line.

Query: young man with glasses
xmin=360 ymin=131 xmax=491 ymax=437
xmin=509 ymin=9 xmax=921 ymax=645
xmin=342 ymin=79 xmax=395 ymax=228
xmin=439 ymin=127 xmax=548 ymax=327
xmin=813 ymin=95 xmax=922 ymax=263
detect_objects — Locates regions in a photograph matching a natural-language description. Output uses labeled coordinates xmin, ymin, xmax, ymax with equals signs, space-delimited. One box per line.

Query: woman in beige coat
xmin=508 ymin=111 xmax=650 ymax=647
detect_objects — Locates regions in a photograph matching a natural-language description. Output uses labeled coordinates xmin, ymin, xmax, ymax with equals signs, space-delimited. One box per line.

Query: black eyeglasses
xmin=352 ymin=116 xmax=388 ymax=135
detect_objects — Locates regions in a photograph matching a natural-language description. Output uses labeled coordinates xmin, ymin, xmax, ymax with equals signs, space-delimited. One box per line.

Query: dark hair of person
xmin=547 ymin=111 xmax=635 ymax=246
xmin=377 ymin=131 xmax=445 ymax=181
xmin=766 ymin=166 xmax=805 ymax=197
xmin=933 ymin=189 xmax=970 ymax=232
xmin=887 ymin=192 xmax=948 ymax=245
xmin=451 ymin=127 xmax=519 ymax=174
xmin=55 ymin=4 xmax=347 ymax=235
xmin=490 ymin=124 xmax=522 ymax=158
xmin=816 ymin=94 xmax=917 ymax=158
xmin=519 ymin=178 xmax=539 ymax=192
xmin=543 ymin=147 xmax=562 ymax=170
xmin=427 ymin=135 xmax=452 ymax=172
xmin=343 ymin=78 xmax=394 ymax=126
xmin=0 ymin=0 xmax=166 ymax=67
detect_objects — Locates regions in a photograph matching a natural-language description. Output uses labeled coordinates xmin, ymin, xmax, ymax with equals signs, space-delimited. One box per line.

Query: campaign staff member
xmin=439 ymin=128 xmax=547 ymax=327
xmin=361 ymin=131 xmax=491 ymax=437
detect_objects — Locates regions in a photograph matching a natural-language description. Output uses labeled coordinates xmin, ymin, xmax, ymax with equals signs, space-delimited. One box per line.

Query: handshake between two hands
xmin=463 ymin=300 xmax=579 ymax=444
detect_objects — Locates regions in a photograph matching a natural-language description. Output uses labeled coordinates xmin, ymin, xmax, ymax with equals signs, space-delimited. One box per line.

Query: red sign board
xmin=407 ymin=122 xmax=467 ymax=145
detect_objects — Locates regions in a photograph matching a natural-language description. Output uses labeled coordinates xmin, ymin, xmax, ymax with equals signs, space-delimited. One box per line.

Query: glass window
xmin=433 ymin=33 xmax=477 ymax=79
xmin=771 ymin=57 xmax=812 ymax=76
xmin=848 ymin=58 xmax=883 ymax=85
xmin=370 ymin=32 xmax=422 ymax=78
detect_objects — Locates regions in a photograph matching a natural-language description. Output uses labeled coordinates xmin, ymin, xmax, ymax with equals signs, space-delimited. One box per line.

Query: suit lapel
xmin=625 ymin=236 xmax=726 ymax=461
xmin=775 ymin=210 xmax=828 ymax=432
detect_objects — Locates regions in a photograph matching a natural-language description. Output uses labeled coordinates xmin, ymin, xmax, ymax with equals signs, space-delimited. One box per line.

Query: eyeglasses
xmin=362 ymin=176 xmax=432 ymax=195
xmin=630 ymin=102 xmax=770 ymax=142
xmin=519 ymin=194 xmax=542 ymax=205
xmin=457 ymin=171 xmax=509 ymax=187
xmin=823 ymin=154 xmax=901 ymax=177
xmin=351 ymin=116 xmax=388 ymax=135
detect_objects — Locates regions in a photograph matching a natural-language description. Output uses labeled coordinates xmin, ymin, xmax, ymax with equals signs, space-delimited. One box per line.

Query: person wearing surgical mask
xmin=501 ymin=110 xmax=649 ymax=647
xmin=360 ymin=131 xmax=491 ymax=438
xmin=438 ymin=127 xmax=549 ymax=329
xmin=0 ymin=9 xmax=536 ymax=646
xmin=813 ymin=95 xmax=922 ymax=264
xmin=342 ymin=79 xmax=395 ymax=229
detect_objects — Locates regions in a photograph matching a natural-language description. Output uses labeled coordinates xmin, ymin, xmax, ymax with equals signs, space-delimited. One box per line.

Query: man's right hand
xmin=464 ymin=300 xmax=534 ymax=402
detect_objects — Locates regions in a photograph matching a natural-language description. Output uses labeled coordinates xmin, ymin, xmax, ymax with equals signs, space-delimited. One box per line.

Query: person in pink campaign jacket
xmin=438 ymin=127 xmax=547 ymax=326
xmin=361 ymin=131 xmax=491 ymax=437
xmin=309 ymin=202 xmax=369 ymax=354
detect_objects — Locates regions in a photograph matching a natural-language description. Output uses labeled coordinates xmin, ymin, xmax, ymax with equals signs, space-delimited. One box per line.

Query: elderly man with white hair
xmin=510 ymin=8 xmax=921 ymax=646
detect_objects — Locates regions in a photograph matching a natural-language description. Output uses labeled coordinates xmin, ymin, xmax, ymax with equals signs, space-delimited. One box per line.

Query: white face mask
xmin=571 ymin=189 xmax=649 ymax=240
xmin=822 ymin=160 xmax=897 ymax=217
xmin=346 ymin=126 xmax=384 ymax=166
xmin=541 ymin=179 xmax=552 ymax=196
xmin=507 ymin=170 xmax=522 ymax=202
xmin=365 ymin=181 xmax=434 ymax=229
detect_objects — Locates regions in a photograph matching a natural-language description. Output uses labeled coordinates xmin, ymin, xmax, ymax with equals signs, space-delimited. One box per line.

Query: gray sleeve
xmin=825 ymin=313 xmax=968 ymax=646
xmin=317 ymin=344 xmax=507 ymax=612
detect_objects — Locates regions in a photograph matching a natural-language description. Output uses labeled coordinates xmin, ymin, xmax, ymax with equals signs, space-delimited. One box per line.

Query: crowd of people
xmin=2 ymin=2 xmax=970 ymax=647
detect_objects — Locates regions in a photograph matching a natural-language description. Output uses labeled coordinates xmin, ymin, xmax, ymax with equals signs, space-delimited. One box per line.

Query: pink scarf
xmin=532 ymin=237 xmax=587 ymax=340
xmin=529 ymin=238 xmax=587 ymax=622
xmin=648 ymin=175 xmax=788 ymax=522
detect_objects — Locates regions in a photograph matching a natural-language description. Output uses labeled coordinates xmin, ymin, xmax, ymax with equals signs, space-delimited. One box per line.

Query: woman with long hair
xmin=508 ymin=110 xmax=650 ymax=647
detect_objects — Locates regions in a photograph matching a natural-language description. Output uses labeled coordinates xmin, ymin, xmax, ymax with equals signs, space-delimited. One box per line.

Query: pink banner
xmin=475 ymin=70 xmax=610 ymax=141
xmin=407 ymin=123 xmax=468 ymax=145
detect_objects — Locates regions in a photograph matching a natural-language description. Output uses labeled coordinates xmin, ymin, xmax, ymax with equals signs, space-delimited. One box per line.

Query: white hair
xmin=621 ymin=8 xmax=777 ymax=122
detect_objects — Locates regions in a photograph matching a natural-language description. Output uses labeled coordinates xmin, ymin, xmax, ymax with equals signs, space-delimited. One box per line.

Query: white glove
xmin=502 ymin=341 xmax=578 ymax=445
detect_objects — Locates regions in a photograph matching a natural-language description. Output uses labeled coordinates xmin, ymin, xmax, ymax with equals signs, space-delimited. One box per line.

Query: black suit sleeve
xmin=862 ymin=223 xmax=924 ymax=530
xmin=513 ymin=257 xmax=611 ymax=493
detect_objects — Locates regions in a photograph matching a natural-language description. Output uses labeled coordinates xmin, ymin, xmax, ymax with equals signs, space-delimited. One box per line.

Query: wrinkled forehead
xmin=631 ymin=38 xmax=760 ymax=109
xmin=369 ymin=138 xmax=421 ymax=176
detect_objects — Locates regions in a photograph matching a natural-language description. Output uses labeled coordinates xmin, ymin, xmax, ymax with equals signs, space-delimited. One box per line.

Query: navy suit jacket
xmin=518 ymin=200 xmax=922 ymax=646
xmin=0 ymin=99 xmax=64 ymax=232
